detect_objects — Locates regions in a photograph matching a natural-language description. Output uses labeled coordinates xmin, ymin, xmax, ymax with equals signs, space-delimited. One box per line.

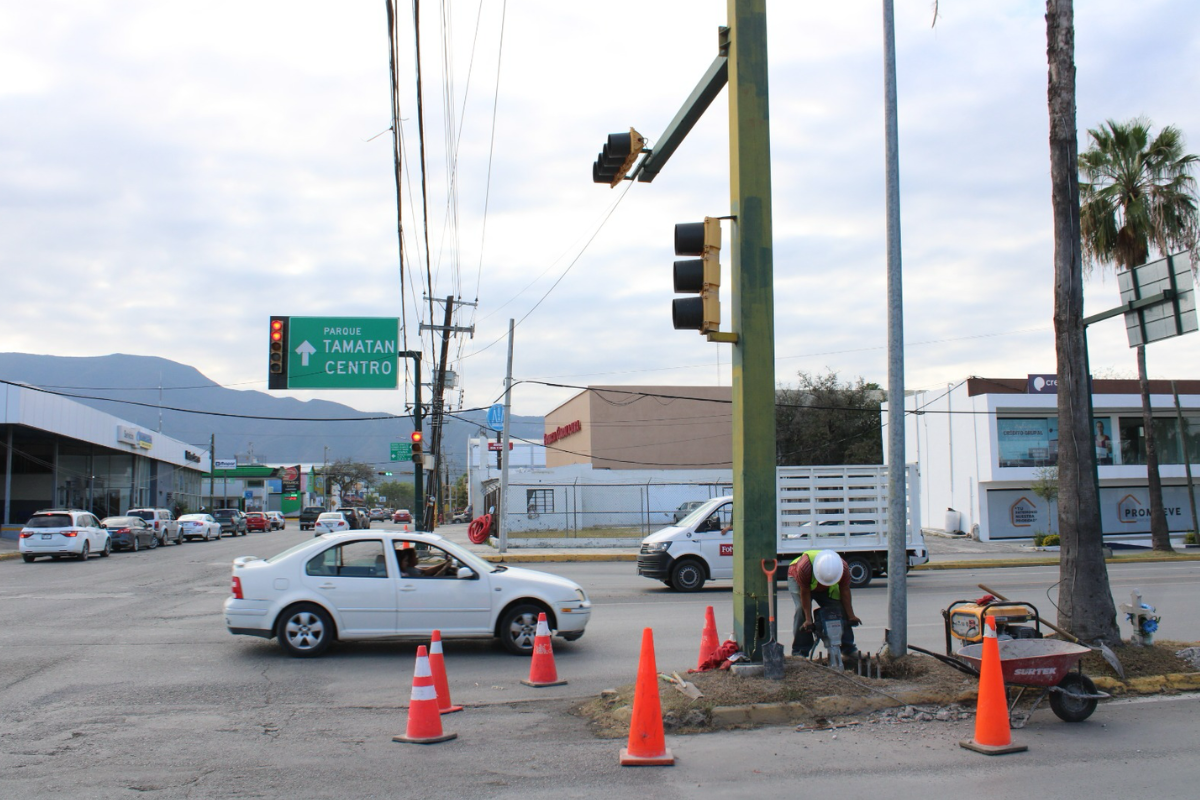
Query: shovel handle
xmin=761 ymin=558 xmax=778 ymax=578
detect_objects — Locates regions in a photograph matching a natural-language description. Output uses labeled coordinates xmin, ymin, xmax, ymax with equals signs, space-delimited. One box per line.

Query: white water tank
xmin=944 ymin=508 xmax=962 ymax=534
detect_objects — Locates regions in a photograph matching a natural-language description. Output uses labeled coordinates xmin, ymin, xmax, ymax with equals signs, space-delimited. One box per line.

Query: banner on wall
xmin=986 ymin=485 xmax=1198 ymax=538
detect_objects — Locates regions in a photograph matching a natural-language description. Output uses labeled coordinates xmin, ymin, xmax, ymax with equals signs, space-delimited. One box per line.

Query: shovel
xmin=978 ymin=583 xmax=1124 ymax=679
xmin=762 ymin=559 xmax=785 ymax=679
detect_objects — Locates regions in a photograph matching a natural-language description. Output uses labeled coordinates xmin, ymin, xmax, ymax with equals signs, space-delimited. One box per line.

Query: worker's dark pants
xmin=787 ymin=577 xmax=856 ymax=657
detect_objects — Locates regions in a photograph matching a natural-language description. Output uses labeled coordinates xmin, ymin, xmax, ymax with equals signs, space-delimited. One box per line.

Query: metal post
xmin=401 ymin=351 xmax=424 ymax=524
xmin=209 ymin=434 xmax=215 ymax=510
xmin=1173 ymin=381 xmax=1198 ymax=539
xmin=727 ymin=0 xmax=777 ymax=661
xmin=499 ymin=319 xmax=515 ymax=553
xmin=882 ymin=0 xmax=907 ymax=655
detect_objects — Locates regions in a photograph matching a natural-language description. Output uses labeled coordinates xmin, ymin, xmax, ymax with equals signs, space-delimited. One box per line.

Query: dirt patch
xmin=1080 ymin=640 xmax=1196 ymax=679
xmin=574 ymin=653 xmax=976 ymax=738
xmin=575 ymin=641 xmax=1200 ymax=738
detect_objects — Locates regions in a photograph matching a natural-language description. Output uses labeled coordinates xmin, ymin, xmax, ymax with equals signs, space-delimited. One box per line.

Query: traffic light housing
xmin=592 ymin=128 xmax=646 ymax=187
xmin=268 ymin=316 xmax=289 ymax=389
xmin=411 ymin=431 xmax=424 ymax=463
xmin=672 ymin=218 xmax=721 ymax=333
xmin=377 ymin=471 xmax=393 ymax=477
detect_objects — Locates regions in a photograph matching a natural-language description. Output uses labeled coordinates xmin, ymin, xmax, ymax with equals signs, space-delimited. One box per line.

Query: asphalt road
xmin=2 ymin=524 xmax=1198 ymax=798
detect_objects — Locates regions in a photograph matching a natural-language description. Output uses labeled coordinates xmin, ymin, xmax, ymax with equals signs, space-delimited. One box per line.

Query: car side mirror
xmin=457 ymin=567 xmax=476 ymax=580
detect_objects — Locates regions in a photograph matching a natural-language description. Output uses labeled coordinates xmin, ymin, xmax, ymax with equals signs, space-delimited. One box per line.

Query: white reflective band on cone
xmin=536 ymin=618 xmax=551 ymax=637
xmin=430 ymin=639 xmax=443 ymax=655
xmin=410 ymin=684 xmax=438 ymax=702
xmin=414 ymin=657 xmax=432 ymax=678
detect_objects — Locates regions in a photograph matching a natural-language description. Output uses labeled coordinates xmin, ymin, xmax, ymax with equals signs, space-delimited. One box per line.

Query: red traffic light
xmin=411 ymin=431 xmax=423 ymax=444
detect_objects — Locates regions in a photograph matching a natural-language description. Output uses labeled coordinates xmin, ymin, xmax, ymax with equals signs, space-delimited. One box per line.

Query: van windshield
xmin=26 ymin=514 xmax=73 ymax=529
xmin=678 ymin=499 xmax=730 ymax=530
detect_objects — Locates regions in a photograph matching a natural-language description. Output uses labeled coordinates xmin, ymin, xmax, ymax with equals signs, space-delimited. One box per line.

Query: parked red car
xmin=392 ymin=509 xmax=413 ymax=524
xmin=244 ymin=512 xmax=270 ymax=532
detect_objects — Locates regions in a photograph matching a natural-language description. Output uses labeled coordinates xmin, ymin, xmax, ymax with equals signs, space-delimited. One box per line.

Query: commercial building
xmin=897 ymin=376 xmax=1200 ymax=541
xmin=1 ymin=382 xmax=209 ymax=533
xmin=543 ymin=386 xmax=732 ymax=470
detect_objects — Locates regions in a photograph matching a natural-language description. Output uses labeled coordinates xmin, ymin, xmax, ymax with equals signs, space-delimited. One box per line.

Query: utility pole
xmin=882 ymin=0 xmax=908 ymax=656
xmin=209 ymin=434 xmax=215 ymax=510
xmin=499 ymin=319 xmax=515 ymax=553
xmin=726 ymin=0 xmax=777 ymax=661
xmin=419 ymin=296 xmax=475 ymax=530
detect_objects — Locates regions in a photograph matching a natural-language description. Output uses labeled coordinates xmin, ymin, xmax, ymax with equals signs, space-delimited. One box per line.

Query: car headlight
xmin=575 ymin=588 xmax=589 ymax=605
xmin=642 ymin=541 xmax=671 ymax=553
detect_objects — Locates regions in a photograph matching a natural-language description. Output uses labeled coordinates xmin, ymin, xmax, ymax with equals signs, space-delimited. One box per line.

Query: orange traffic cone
xmin=393 ymin=646 xmax=457 ymax=744
xmin=429 ymin=630 xmax=463 ymax=714
xmin=697 ymin=605 xmax=719 ymax=669
xmin=520 ymin=612 xmax=567 ymax=687
xmin=620 ymin=628 xmax=674 ymax=766
xmin=960 ymin=616 xmax=1026 ymax=755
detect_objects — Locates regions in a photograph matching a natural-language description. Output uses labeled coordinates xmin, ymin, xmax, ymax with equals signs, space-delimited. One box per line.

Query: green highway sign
xmin=285 ymin=317 xmax=400 ymax=389
xmin=390 ymin=442 xmax=413 ymax=461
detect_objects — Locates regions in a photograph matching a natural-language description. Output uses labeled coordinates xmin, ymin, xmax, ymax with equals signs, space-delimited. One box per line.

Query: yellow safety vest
xmin=791 ymin=549 xmax=841 ymax=599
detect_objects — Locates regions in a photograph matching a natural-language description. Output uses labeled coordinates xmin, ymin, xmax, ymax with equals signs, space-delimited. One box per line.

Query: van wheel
xmin=846 ymin=556 xmax=872 ymax=588
xmin=670 ymin=559 xmax=706 ymax=592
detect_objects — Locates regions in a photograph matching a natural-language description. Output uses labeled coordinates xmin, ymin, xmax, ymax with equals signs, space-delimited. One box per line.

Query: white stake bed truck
xmin=636 ymin=465 xmax=927 ymax=591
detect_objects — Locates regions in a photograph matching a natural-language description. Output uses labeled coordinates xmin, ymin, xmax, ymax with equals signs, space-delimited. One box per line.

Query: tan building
xmin=543 ymin=386 xmax=733 ymax=470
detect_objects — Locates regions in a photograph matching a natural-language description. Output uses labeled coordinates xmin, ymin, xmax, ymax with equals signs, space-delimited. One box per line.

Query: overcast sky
xmin=3 ymin=1 xmax=1198 ymax=421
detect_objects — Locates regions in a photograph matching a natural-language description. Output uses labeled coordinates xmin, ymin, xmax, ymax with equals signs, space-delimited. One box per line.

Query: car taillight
xmin=19 ymin=531 xmax=33 ymax=538
xmin=115 ymin=528 xmax=131 ymax=534
xmin=231 ymin=576 xmax=244 ymax=599
xmin=154 ymin=521 xmax=161 ymax=530
xmin=62 ymin=530 xmax=78 ymax=537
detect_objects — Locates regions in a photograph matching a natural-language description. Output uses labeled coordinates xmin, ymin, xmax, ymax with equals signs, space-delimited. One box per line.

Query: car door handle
xmin=318 ymin=583 xmax=337 ymax=589
xmin=400 ymin=586 xmax=417 ymax=592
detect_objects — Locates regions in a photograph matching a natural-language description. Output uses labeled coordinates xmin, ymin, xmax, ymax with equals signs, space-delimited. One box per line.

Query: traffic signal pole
xmin=401 ymin=350 xmax=423 ymax=522
xmin=726 ymin=0 xmax=777 ymax=661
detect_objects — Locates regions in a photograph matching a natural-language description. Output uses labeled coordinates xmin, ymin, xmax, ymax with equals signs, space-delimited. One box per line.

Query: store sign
xmin=1026 ymin=374 xmax=1058 ymax=394
xmin=544 ymin=420 xmax=582 ymax=445
xmin=136 ymin=431 xmax=153 ymax=450
xmin=214 ymin=458 xmax=237 ymax=470
xmin=987 ymin=485 xmax=1197 ymax=538
xmin=117 ymin=426 xmax=138 ymax=446
xmin=280 ymin=465 xmax=301 ymax=493
xmin=488 ymin=441 xmax=514 ymax=451
xmin=184 ymin=450 xmax=203 ymax=463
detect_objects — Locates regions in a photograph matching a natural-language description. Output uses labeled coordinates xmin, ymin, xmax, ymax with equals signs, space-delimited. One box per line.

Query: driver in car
xmin=397 ymin=546 xmax=454 ymax=578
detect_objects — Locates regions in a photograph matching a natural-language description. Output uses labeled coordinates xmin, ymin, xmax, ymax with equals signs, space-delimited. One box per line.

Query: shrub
xmin=1033 ymin=531 xmax=1046 ymax=547
xmin=1186 ymin=531 xmax=1197 ymax=545
xmin=1042 ymin=534 xmax=1060 ymax=547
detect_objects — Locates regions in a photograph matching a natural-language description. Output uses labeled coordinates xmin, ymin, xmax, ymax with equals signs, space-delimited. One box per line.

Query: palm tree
xmin=1079 ymin=119 xmax=1199 ymax=553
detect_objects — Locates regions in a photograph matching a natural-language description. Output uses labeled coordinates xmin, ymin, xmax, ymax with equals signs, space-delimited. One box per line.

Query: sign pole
xmin=498 ymin=319 xmax=515 ymax=554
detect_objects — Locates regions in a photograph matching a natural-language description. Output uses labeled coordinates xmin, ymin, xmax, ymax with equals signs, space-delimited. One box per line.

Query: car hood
xmin=491 ymin=565 xmax=584 ymax=599
xmin=642 ymin=524 xmax=687 ymax=545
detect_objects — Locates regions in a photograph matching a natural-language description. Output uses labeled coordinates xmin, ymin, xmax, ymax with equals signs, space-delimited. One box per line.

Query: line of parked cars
xmin=18 ymin=507 xmax=288 ymax=562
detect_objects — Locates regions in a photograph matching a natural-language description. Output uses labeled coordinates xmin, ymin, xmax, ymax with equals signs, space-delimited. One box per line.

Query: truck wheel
xmin=670 ymin=559 xmax=706 ymax=592
xmin=845 ymin=556 xmax=872 ymax=588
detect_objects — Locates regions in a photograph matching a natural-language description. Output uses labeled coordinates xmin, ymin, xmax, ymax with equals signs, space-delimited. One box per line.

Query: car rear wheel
xmin=22 ymin=554 xmax=35 ymax=563
xmin=132 ymin=536 xmax=139 ymax=552
xmin=278 ymin=604 xmax=334 ymax=658
xmin=76 ymin=541 xmax=90 ymax=561
xmin=149 ymin=534 xmax=159 ymax=550
xmin=499 ymin=603 xmax=546 ymax=655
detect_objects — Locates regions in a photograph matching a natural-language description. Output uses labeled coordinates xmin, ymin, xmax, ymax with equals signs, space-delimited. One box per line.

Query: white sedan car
xmin=313 ymin=512 xmax=351 ymax=536
xmin=179 ymin=513 xmax=222 ymax=541
xmin=223 ymin=531 xmax=591 ymax=657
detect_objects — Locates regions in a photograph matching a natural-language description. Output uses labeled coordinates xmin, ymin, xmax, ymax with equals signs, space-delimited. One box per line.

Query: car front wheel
xmin=278 ymin=604 xmax=334 ymax=658
xmin=100 ymin=538 xmax=111 ymax=558
xmin=670 ymin=559 xmax=706 ymax=592
xmin=498 ymin=603 xmax=546 ymax=655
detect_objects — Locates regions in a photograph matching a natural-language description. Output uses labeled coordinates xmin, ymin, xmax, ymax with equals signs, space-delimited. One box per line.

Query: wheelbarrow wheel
xmin=1050 ymin=673 xmax=1098 ymax=722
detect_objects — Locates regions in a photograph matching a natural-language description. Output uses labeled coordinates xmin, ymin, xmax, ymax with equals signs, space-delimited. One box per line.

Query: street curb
xmin=1092 ymin=672 xmax=1200 ymax=694
xmin=479 ymin=553 xmax=638 ymax=563
xmin=912 ymin=553 xmax=1200 ymax=572
xmin=0 ymin=552 xmax=21 ymax=561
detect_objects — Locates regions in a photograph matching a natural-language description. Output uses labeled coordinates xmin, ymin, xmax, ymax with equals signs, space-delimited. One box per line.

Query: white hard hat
xmin=812 ymin=550 xmax=844 ymax=586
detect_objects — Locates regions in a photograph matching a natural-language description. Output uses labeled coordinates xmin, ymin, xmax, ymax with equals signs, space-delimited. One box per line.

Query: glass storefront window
xmin=1121 ymin=415 xmax=1200 ymax=465
xmin=997 ymin=418 xmax=1059 ymax=468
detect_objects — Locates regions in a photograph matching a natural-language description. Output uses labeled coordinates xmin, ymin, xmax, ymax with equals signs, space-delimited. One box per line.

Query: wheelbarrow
xmin=955 ymin=638 xmax=1109 ymax=727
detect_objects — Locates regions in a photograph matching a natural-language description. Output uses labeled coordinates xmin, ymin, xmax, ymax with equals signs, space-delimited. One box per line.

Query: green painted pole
xmin=727 ymin=0 xmax=776 ymax=661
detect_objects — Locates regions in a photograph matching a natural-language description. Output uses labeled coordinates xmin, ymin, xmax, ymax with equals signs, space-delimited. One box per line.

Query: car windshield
xmin=265 ymin=540 xmax=320 ymax=564
xmin=214 ymin=510 xmax=235 ymax=517
xmin=26 ymin=514 xmax=73 ymax=528
xmin=102 ymin=517 xmax=140 ymax=527
xmin=317 ymin=513 xmax=344 ymax=521
xmin=677 ymin=499 xmax=729 ymax=529
xmin=126 ymin=510 xmax=156 ymax=520
xmin=434 ymin=539 xmax=501 ymax=574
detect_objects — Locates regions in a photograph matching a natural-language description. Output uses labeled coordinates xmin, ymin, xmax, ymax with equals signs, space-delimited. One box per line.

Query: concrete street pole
xmin=498 ymin=319 xmax=515 ymax=554
xmin=727 ymin=0 xmax=777 ymax=661
xmin=882 ymin=0 xmax=908 ymax=655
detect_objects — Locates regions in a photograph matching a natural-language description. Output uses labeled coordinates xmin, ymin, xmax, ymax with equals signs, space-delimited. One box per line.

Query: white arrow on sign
xmin=295 ymin=340 xmax=317 ymax=366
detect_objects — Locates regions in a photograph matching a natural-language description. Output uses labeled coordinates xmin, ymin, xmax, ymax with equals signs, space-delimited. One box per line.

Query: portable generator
xmin=943 ymin=596 xmax=1044 ymax=654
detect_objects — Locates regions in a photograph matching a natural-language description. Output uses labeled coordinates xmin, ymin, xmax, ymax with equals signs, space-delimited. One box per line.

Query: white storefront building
xmin=894 ymin=376 xmax=1200 ymax=541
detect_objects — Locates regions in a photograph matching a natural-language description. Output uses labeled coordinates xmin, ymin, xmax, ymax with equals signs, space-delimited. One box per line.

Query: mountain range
xmin=0 ymin=353 xmax=544 ymax=473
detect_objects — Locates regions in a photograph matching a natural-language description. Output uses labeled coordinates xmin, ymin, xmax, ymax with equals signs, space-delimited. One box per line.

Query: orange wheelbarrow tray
xmin=956 ymin=638 xmax=1110 ymax=726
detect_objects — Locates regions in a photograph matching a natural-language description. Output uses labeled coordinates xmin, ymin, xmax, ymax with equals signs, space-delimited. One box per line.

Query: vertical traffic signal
xmin=411 ymin=431 xmax=424 ymax=464
xmin=592 ymin=129 xmax=646 ymax=187
xmin=672 ymin=218 xmax=721 ymax=333
xmin=268 ymin=316 xmax=289 ymax=389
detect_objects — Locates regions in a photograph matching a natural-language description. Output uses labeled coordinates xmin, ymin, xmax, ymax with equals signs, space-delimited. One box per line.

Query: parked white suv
xmin=126 ymin=508 xmax=183 ymax=546
xmin=20 ymin=510 xmax=111 ymax=562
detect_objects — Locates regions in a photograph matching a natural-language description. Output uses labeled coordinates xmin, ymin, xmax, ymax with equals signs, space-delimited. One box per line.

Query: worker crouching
xmin=787 ymin=549 xmax=860 ymax=659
